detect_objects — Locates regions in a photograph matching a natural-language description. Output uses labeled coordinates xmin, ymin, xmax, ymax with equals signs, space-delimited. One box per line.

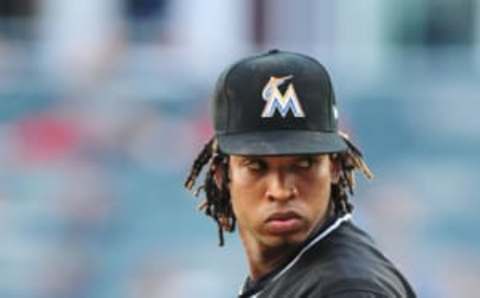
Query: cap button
xmin=268 ymin=49 xmax=280 ymax=54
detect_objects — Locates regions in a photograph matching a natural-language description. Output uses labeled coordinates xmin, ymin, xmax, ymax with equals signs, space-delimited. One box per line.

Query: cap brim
xmin=217 ymin=130 xmax=348 ymax=156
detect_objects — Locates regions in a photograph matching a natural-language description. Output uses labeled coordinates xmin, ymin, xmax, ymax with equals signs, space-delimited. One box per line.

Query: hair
xmin=184 ymin=133 xmax=373 ymax=246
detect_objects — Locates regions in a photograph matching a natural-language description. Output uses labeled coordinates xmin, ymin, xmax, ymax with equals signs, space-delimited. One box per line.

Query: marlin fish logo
xmin=261 ymin=75 xmax=305 ymax=118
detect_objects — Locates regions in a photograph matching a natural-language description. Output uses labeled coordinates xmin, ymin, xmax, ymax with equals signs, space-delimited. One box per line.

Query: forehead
xmin=230 ymin=154 xmax=328 ymax=163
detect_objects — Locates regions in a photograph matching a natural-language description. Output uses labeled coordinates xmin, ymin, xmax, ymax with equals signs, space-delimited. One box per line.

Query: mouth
xmin=265 ymin=211 xmax=303 ymax=234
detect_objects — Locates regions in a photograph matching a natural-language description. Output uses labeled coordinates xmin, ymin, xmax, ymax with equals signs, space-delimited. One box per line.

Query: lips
xmin=265 ymin=211 xmax=303 ymax=234
xmin=266 ymin=211 xmax=301 ymax=222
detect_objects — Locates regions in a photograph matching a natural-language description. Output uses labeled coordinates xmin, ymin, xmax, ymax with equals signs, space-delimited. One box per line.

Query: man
xmin=185 ymin=49 xmax=416 ymax=297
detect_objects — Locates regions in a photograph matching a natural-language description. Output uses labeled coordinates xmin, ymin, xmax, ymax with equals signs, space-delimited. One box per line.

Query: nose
xmin=265 ymin=172 xmax=298 ymax=202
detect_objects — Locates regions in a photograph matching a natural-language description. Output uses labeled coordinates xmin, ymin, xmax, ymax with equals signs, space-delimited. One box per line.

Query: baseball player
xmin=185 ymin=49 xmax=416 ymax=297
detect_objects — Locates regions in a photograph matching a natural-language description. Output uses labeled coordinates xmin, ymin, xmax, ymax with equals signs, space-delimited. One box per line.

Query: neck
xmin=241 ymin=235 xmax=299 ymax=281
xmin=240 ymin=209 xmax=335 ymax=281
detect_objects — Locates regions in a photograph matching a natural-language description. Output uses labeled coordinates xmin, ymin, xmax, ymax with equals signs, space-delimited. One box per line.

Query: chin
xmin=262 ymin=232 xmax=308 ymax=249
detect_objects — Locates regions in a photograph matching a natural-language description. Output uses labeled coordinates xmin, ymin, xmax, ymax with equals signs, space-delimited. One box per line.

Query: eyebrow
xmin=238 ymin=155 xmax=319 ymax=163
xmin=238 ymin=156 xmax=264 ymax=164
xmin=293 ymin=155 xmax=318 ymax=162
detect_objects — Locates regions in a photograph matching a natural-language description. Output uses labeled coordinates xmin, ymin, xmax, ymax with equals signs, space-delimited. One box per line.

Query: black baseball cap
xmin=212 ymin=49 xmax=347 ymax=155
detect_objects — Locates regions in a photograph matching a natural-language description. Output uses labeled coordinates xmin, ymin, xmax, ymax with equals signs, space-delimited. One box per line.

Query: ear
xmin=329 ymin=155 xmax=341 ymax=184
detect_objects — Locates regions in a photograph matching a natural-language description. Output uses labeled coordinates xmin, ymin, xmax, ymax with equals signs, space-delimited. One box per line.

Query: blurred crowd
xmin=0 ymin=1 xmax=479 ymax=297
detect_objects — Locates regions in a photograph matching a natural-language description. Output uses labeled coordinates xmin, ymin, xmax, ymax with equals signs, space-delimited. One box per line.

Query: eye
xmin=295 ymin=157 xmax=314 ymax=169
xmin=244 ymin=159 xmax=266 ymax=171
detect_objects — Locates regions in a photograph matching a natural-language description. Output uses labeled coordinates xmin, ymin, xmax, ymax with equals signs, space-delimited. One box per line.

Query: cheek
xmin=297 ymin=165 xmax=332 ymax=203
xmin=230 ymin=167 xmax=259 ymax=188
xmin=229 ymin=170 xmax=259 ymax=217
xmin=228 ymin=169 xmax=269 ymax=231
xmin=229 ymin=165 xmax=267 ymax=198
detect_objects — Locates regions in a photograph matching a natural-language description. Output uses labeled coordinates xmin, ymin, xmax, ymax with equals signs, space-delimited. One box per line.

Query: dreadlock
xmin=184 ymin=133 xmax=373 ymax=246
xmin=184 ymin=137 xmax=235 ymax=246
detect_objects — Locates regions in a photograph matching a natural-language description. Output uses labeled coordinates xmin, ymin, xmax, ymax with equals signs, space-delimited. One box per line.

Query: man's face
xmin=228 ymin=154 xmax=336 ymax=251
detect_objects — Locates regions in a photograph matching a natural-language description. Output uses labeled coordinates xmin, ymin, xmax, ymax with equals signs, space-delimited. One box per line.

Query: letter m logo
xmin=261 ymin=75 xmax=305 ymax=118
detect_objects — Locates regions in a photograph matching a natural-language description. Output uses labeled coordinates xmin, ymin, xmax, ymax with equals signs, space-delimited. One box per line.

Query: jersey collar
xmin=238 ymin=213 xmax=352 ymax=298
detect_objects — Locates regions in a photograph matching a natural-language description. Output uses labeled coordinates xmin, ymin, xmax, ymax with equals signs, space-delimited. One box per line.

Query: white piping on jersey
xmin=238 ymin=213 xmax=352 ymax=298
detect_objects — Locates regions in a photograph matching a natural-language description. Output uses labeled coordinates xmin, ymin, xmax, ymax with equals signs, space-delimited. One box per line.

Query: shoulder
xmin=251 ymin=220 xmax=416 ymax=298
xmin=317 ymin=278 xmax=392 ymax=297
xmin=314 ymin=221 xmax=393 ymax=271
xmin=290 ymin=221 xmax=415 ymax=297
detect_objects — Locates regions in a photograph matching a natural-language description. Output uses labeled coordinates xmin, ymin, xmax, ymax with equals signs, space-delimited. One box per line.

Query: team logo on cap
xmin=261 ymin=75 xmax=305 ymax=118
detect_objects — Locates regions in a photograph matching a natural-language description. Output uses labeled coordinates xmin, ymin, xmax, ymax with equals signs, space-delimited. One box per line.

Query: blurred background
xmin=0 ymin=0 xmax=478 ymax=297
